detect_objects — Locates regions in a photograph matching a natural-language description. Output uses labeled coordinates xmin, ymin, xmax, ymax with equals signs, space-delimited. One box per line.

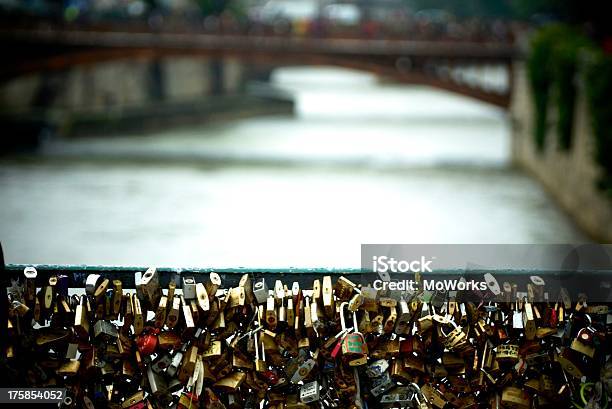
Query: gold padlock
xmin=213 ymin=371 xmax=246 ymax=393
xmin=500 ymin=386 xmax=530 ymax=409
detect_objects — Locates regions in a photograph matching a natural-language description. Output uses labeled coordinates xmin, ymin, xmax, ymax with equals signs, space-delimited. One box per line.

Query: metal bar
xmin=4 ymin=265 xmax=610 ymax=302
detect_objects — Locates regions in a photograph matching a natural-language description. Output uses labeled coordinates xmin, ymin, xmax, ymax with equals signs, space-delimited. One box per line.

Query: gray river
xmin=0 ymin=67 xmax=586 ymax=268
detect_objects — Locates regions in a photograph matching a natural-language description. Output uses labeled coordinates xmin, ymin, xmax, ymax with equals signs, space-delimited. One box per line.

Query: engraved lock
xmin=556 ymin=348 xmax=588 ymax=379
xmin=496 ymin=344 xmax=519 ymax=364
xmin=341 ymin=304 xmax=368 ymax=366
xmin=366 ymin=359 xmax=390 ymax=378
xmin=290 ymin=358 xmax=316 ymax=384
xmin=371 ymin=372 xmax=394 ymax=397
xmin=334 ymin=276 xmax=356 ymax=301
xmin=300 ymin=380 xmax=320 ymax=404
xmin=253 ymin=279 xmax=269 ymax=305
xmin=380 ymin=389 xmax=416 ymax=407
xmin=182 ymin=276 xmax=197 ymax=300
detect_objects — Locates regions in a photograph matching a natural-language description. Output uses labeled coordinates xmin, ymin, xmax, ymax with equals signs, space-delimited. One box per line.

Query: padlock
xmin=85 ymin=274 xmax=102 ymax=296
xmin=132 ymin=293 xmax=144 ymax=335
xmin=177 ymin=345 xmax=199 ymax=383
xmin=140 ymin=267 xmax=161 ymax=307
xmin=151 ymin=353 xmax=172 ymax=373
xmin=500 ymin=386 xmax=530 ymax=409
xmin=204 ymin=272 xmax=222 ymax=299
xmin=93 ymin=320 xmax=118 ymax=342
xmin=195 ymin=283 xmax=210 ymax=312
xmin=523 ymin=301 xmax=536 ymax=340
xmin=166 ymin=347 xmax=185 ymax=378
xmin=371 ymin=372 xmax=394 ymax=397
xmin=300 ymin=380 xmax=320 ymax=404
xmin=213 ymin=371 xmax=246 ymax=393
xmin=570 ymin=327 xmax=596 ymax=358
xmin=496 ymin=344 xmax=519 ymax=364
xmin=253 ymin=278 xmax=269 ymax=305
xmin=136 ymin=327 xmax=159 ymax=355
xmin=334 ymin=276 xmax=356 ymax=301
xmin=166 ymin=296 xmax=180 ymax=329
xmin=182 ymin=276 xmax=197 ymax=300
xmin=154 ymin=296 xmax=167 ymax=328
xmin=322 ymin=276 xmax=335 ymax=317
xmin=366 ymin=359 xmax=389 ymax=378
xmin=74 ymin=295 xmax=90 ymax=339
xmin=340 ymin=305 xmax=368 ymax=366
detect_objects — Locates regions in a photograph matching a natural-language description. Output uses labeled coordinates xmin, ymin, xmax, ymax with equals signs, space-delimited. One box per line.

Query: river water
xmin=0 ymin=67 xmax=586 ymax=268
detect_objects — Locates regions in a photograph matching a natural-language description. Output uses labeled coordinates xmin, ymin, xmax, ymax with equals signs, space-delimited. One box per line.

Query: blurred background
xmin=0 ymin=0 xmax=610 ymax=267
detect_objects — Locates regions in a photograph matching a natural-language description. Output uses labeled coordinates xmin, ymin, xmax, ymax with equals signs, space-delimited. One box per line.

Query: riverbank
xmin=511 ymin=62 xmax=612 ymax=242
xmin=0 ymin=87 xmax=294 ymax=152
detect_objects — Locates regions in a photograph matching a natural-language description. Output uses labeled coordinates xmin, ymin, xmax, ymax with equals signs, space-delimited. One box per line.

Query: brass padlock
xmin=500 ymin=386 xmax=531 ymax=409
xmin=213 ymin=371 xmax=246 ymax=393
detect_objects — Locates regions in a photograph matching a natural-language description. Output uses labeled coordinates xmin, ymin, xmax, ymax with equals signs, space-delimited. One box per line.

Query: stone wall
xmin=0 ymin=57 xmax=244 ymax=113
xmin=511 ymin=62 xmax=612 ymax=242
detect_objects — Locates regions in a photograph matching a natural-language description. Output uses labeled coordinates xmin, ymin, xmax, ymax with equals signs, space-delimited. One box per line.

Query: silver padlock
xmin=182 ymin=276 xmax=197 ymax=300
xmin=85 ymin=274 xmax=102 ymax=296
xmin=380 ymin=388 xmax=416 ymax=406
xmin=253 ymin=278 xmax=269 ymax=305
xmin=166 ymin=348 xmax=185 ymax=378
xmin=146 ymin=366 xmax=168 ymax=396
xmin=151 ymin=353 xmax=173 ymax=373
xmin=371 ymin=372 xmax=394 ymax=397
xmin=366 ymin=359 xmax=389 ymax=378
xmin=300 ymin=380 xmax=320 ymax=404
xmin=93 ymin=320 xmax=118 ymax=342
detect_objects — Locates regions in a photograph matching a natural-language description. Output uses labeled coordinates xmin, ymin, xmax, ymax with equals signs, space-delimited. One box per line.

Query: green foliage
xmin=526 ymin=25 xmax=557 ymax=150
xmin=527 ymin=23 xmax=612 ymax=194
xmin=527 ymin=25 xmax=591 ymax=151
xmin=584 ymin=52 xmax=612 ymax=195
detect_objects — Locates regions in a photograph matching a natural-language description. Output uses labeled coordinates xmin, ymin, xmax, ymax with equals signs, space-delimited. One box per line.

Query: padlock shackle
xmin=339 ymin=302 xmax=350 ymax=332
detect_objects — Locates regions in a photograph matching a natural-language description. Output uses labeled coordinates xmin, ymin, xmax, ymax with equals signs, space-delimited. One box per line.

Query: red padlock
xmin=136 ymin=327 xmax=159 ymax=355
